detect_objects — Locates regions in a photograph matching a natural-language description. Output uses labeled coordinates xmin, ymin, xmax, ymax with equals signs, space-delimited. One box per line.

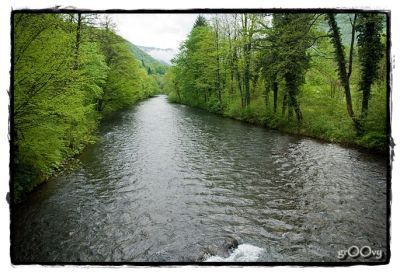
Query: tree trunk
xmin=361 ymin=84 xmax=371 ymax=120
xmin=291 ymin=96 xmax=303 ymax=122
xmin=327 ymin=14 xmax=360 ymax=130
xmin=285 ymin=73 xmax=303 ymax=122
xmin=288 ymin=106 xmax=293 ymax=120
xmin=235 ymin=62 xmax=244 ymax=108
xmin=242 ymin=14 xmax=252 ymax=107
xmin=264 ymin=82 xmax=269 ymax=108
xmin=273 ymin=81 xmax=278 ymax=113
xmin=214 ymin=21 xmax=222 ymax=106
xmin=230 ymin=69 xmax=234 ymax=98
xmin=237 ymin=72 xmax=244 ymax=108
xmin=358 ymin=14 xmax=384 ymax=124
xmin=243 ymin=43 xmax=251 ymax=107
xmin=282 ymin=93 xmax=287 ymax=116
xmin=347 ymin=14 xmax=357 ymax=80
xmin=74 ymin=13 xmax=81 ymax=69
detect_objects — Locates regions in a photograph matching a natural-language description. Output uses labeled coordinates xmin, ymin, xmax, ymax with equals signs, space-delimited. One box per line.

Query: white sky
xmin=111 ymin=14 xmax=199 ymax=50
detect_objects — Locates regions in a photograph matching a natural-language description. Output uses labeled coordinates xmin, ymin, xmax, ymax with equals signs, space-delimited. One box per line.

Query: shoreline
xmin=167 ymin=98 xmax=388 ymax=156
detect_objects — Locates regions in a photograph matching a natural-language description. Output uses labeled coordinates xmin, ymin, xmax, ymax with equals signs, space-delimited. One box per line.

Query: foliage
xmin=165 ymin=13 xmax=388 ymax=152
xmin=97 ymin=32 xmax=157 ymax=113
xmin=13 ymin=12 xmax=388 ymax=201
xmin=126 ymin=41 xmax=168 ymax=92
xmin=356 ymin=14 xmax=385 ymax=121
xmin=170 ymin=17 xmax=220 ymax=111
xmin=126 ymin=42 xmax=167 ymax=74
xmin=13 ymin=13 xmax=159 ymax=201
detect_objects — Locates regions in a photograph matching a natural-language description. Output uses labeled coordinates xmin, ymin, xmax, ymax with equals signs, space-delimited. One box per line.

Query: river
xmin=12 ymin=95 xmax=388 ymax=263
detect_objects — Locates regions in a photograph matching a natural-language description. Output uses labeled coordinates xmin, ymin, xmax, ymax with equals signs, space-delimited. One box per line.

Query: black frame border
xmin=9 ymin=7 xmax=392 ymax=267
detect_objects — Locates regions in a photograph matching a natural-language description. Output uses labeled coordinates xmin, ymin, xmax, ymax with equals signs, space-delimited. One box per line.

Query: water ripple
xmin=13 ymin=95 xmax=387 ymax=262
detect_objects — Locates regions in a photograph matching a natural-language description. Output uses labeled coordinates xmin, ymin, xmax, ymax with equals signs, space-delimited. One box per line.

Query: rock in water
xmin=202 ymin=237 xmax=239 ymax=259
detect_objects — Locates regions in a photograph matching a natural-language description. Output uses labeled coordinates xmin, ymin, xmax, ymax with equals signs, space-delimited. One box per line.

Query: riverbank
xmin=168 ymin=95 xmax=388 ymax=154
xmin=12 ymin=14 xmax=169 ymax=203
xmin=12 ymin=96 xmax=152 ymax=203
xmin=12 ymin=95 xmax=388 ymax=263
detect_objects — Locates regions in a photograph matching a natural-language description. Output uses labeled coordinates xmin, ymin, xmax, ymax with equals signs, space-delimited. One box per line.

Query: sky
xmin=111 ymin=14 xmax=199 ymax=50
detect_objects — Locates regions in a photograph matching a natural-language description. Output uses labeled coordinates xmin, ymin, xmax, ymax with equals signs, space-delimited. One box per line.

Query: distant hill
xmin=137 ymin=46 xmax=177 ymax=65
xmin=125 ymin=41 xmax=168 ymax=75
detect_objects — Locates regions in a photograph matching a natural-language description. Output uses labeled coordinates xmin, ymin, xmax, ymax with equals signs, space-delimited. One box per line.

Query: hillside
xmin=125 ymin=41 xmax=168 ymax=75
xmin=137 ymin=46 xmax=176 ymax=65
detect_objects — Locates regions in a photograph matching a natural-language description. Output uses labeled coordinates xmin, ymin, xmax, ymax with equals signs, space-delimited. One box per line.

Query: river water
xmin=12 ymin=95 xmax=388 ymax=263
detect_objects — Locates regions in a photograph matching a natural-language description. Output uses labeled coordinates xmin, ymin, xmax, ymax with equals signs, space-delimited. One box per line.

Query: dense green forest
xmin=126 ymin=41 xmax=168 ymax=90
xmin=12 ymin=13 xmax=164 ymax=201
xmin=165 ymin=13 xmax=387 ymax=151
xmin=12 ymin=12 xmax=388 ymax=201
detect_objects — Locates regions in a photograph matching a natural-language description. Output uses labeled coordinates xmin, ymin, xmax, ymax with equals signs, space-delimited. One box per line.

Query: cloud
xmin=144 ymin=48 xmax=178 ymax=65
xmin=111 ymin=14 xmax=199 ymax=50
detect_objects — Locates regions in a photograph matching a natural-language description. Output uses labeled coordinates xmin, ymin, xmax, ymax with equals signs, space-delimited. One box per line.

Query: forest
xmin=164 ymin=13 xmax=388 ymax=152
xmin=12 ymin=13 xmax=165 ymax=201
xmin=11 ymin=12 xmax=390 ymax=264
xmin=12 ymin=12 xmax=388 ymax=202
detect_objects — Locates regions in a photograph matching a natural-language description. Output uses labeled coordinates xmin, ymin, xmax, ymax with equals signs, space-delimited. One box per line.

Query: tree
xmin=326 ymin=13 xmax=360 ymax=130
xmin=270 ymin=13 xmax=316 ymax=122
xmin=165 ymin=12 xmax=388 ymax=151
xmin=170 ymin=16 xmax=221 ymax=111
xmin=193 ymin=15 xmax=208 ymax=28
xmin=211 ymin=15 xmax=223 ymax=106
xmin=13 ymin=13 xmax=158 ymax=201
xmin=241 ymin=14 xmax=257 ymax=107
xmin=356 ymin=14 xmax=384 ymax=122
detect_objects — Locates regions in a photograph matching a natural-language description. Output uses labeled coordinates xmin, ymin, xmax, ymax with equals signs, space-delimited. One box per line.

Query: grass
xmin=169 ymin=88 xmax=387 ymax=153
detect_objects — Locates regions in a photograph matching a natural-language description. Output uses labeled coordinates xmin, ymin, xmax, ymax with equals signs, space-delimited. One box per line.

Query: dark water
xmin=12 ymin=95 xmax=388 ymax=263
